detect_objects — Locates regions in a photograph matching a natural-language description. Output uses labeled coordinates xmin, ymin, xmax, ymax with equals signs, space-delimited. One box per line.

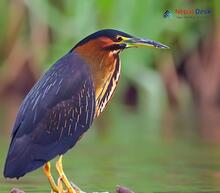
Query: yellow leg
xmin=56 ymin=155 xmax=76 ymax=193
xmin=57 ymin=177 xmax=65 ymax=193
xmin=43 ymin=162 xmax=59 ymax=193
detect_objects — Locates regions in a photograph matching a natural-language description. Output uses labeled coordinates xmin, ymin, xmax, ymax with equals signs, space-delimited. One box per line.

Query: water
xmin=1 ymin=129 xmax=220 ymax=193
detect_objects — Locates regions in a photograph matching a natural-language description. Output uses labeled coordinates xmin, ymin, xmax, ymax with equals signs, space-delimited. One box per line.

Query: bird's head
xmin=73 ymin=29 xmax=169 ymax=55
xmin=72 ymin=29 xmax=169 ymax=116
xmin=73 ymin=29 xmax=169 ymax=76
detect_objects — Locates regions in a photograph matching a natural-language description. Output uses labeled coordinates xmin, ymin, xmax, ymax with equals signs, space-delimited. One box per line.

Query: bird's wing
xmin=4 ymin=52 xmax=95 ymax=178
xmin=12 ymin=52 xmax=95 ymax=138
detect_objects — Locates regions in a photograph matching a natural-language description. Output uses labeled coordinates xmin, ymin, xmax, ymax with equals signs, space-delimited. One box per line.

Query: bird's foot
xmin=44 ymin=156 xmax=109 ymax=193
xmin=70 ymin=182 xmax=86 ymax=193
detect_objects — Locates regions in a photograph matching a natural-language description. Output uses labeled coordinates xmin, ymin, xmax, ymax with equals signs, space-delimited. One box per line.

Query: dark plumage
xmin=4 ymin=52 xmax=95 ymax=178
xmin=72 ymin=29 xmax=133 ymax=50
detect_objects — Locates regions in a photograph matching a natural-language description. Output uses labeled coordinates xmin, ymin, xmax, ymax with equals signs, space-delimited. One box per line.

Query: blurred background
xmin=1 ymin=0 xmax=220 ymax=193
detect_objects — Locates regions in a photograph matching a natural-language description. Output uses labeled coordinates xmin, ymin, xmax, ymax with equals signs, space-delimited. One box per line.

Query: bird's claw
xmin=70 ymin=181 xmax=85 ymax=193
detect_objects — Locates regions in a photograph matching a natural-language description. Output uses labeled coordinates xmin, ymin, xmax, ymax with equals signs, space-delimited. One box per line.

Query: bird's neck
xmin=74 ymin=43 xmax=121 ymax=116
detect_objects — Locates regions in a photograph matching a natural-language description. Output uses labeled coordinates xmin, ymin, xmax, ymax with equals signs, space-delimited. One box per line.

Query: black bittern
xmin=4 ymin=29 xmax=169 ymax=193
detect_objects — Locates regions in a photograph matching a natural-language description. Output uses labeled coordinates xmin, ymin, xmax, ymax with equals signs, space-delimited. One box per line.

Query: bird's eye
xmin=116 ymin=36 xmax=123 ymax=42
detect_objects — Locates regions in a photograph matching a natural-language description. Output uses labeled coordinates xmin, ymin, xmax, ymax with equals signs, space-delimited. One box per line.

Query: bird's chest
xmin=93 ymin=55 xmax=121 ymax=117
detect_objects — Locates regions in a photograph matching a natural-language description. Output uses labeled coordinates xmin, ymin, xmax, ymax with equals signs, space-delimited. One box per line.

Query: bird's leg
xmin=43 ymin=162 xmax=59 ymax=193
xmin=57 ymin=177 xmax=65 ymax=193
xmin=56 ymin=155 xmax=76 ymax=193
xmin=55 ymin=156 xmax=108 ymax=193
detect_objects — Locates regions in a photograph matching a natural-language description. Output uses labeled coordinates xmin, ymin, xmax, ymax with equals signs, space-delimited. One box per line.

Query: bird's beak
xmin=122 ymin=37 xmax=169 ymax=49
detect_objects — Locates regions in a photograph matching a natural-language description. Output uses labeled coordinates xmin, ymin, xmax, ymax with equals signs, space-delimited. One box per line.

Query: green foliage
xmin=0 ymin=0 xmax=215 ymax=138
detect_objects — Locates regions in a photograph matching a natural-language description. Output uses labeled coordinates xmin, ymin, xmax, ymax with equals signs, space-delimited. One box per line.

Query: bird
xmin=4 ymin=29 xmax=169 ymax=193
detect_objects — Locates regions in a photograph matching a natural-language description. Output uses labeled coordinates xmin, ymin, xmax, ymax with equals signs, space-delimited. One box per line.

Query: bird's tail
xmin=4 ymin=136 xmax=45 ymax=178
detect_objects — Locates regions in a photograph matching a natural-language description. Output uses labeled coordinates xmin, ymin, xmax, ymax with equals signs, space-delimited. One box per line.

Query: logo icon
xmin=163 ymin=10 xmax=172 ymax=18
